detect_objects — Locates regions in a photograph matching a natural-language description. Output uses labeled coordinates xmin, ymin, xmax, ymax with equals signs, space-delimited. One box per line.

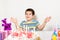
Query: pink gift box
xmin=57 ymin=37 xmax=60 ymax=40
xmin=2 ymin=32 xmax=6 ymax=40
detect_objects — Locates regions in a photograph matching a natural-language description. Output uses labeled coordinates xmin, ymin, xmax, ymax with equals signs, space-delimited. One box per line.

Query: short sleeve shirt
xmin=20 ymin=19 xmax=40 ymax=31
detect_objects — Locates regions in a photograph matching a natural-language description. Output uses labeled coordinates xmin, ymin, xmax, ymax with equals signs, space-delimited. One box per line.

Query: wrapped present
xmin=2 ymin=32 xmax=6 ymax=40
xmin=0 ymin=32 xmax=2 ymax=40
xmin=57 ymin=37 xmax=60 ymax=40
xmin=27 ymin=32 xmax=33 ymax=39
xmin=6 ymin=30 xmax=11 ymax=36
xmin=1 ymin=18 xmax=12 ymax=38
xmin=58 ymin=30 xmax=60 ymax=37
xmin=12 ymin=32 xmax=18 ymax=37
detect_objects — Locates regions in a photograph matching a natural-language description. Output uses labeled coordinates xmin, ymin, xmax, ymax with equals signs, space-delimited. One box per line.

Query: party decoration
xmin=58 ymin=30 xmax=60 ymax=37
xmin=52 ymin=27 xmax=57 ymax=40
xmin=52 ymin=35 xmax=57 ymax=40
xmin=57 ymin=30 xmax=60 ymax=40
xmin=2 ymin=18 xmax=12 ymax=30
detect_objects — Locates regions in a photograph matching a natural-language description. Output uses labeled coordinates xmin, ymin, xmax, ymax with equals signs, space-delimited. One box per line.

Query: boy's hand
xmin=44 ymin=16 xmax=51 ymax=23
xmin=10 ymin=17 xmax=18 ymax=24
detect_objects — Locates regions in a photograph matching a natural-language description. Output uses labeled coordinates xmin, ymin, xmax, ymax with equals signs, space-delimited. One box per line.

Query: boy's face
xmin=25 ymin=11 xmax=34 ymax=21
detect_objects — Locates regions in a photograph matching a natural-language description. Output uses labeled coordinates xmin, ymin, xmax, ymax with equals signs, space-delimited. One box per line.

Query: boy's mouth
xmin=27 ymin=17 xmax=30 ymax=18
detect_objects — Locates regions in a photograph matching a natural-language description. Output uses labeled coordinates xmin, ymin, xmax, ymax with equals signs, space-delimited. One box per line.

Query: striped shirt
xmin=20 ymin=19 xmax=40 ymax=31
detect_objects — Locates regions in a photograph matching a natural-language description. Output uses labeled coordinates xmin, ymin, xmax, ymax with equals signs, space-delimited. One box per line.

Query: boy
xmin=10 ymin=8 xmax=51 ymax=31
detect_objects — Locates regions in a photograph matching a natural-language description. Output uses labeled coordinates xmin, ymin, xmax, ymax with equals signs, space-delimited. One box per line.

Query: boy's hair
xmin=25 ymin=8 xmax=35 ymax=15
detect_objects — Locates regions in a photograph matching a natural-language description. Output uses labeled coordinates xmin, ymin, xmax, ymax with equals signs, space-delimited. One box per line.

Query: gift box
xmin=57 ymin=37 xmax=60 ymax=40
xmin=2 ymin=32 xmax=6 ymax=40
xmin=0 ymin=32 xmax=2 ymax=40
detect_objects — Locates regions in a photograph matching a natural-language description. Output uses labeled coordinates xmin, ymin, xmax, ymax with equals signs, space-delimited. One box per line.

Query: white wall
xmin=0 ymin=0 xmax=60 ymax=31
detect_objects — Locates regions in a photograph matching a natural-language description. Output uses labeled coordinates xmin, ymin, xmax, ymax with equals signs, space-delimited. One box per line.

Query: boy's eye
xmin=25 ymin=13 xmax=32 ymax=15
xmin=25 ymin=13 xmax=28 ymax=15
xmin=29 ymin=13 xmax=32 ymax=15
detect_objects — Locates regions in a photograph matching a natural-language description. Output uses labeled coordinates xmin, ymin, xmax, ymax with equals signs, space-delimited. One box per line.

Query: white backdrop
xmin=0 ymin=0 xmax=60 ymax=31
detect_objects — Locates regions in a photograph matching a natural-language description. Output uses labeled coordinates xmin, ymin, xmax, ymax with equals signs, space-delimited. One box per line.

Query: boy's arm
xmin=15 ymin=22 xmax=22 ymax=30
xmin=10 ymin=17 xmax=22 ymax=30
xmin=37 ymin=16 xmax=51 ymax=31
